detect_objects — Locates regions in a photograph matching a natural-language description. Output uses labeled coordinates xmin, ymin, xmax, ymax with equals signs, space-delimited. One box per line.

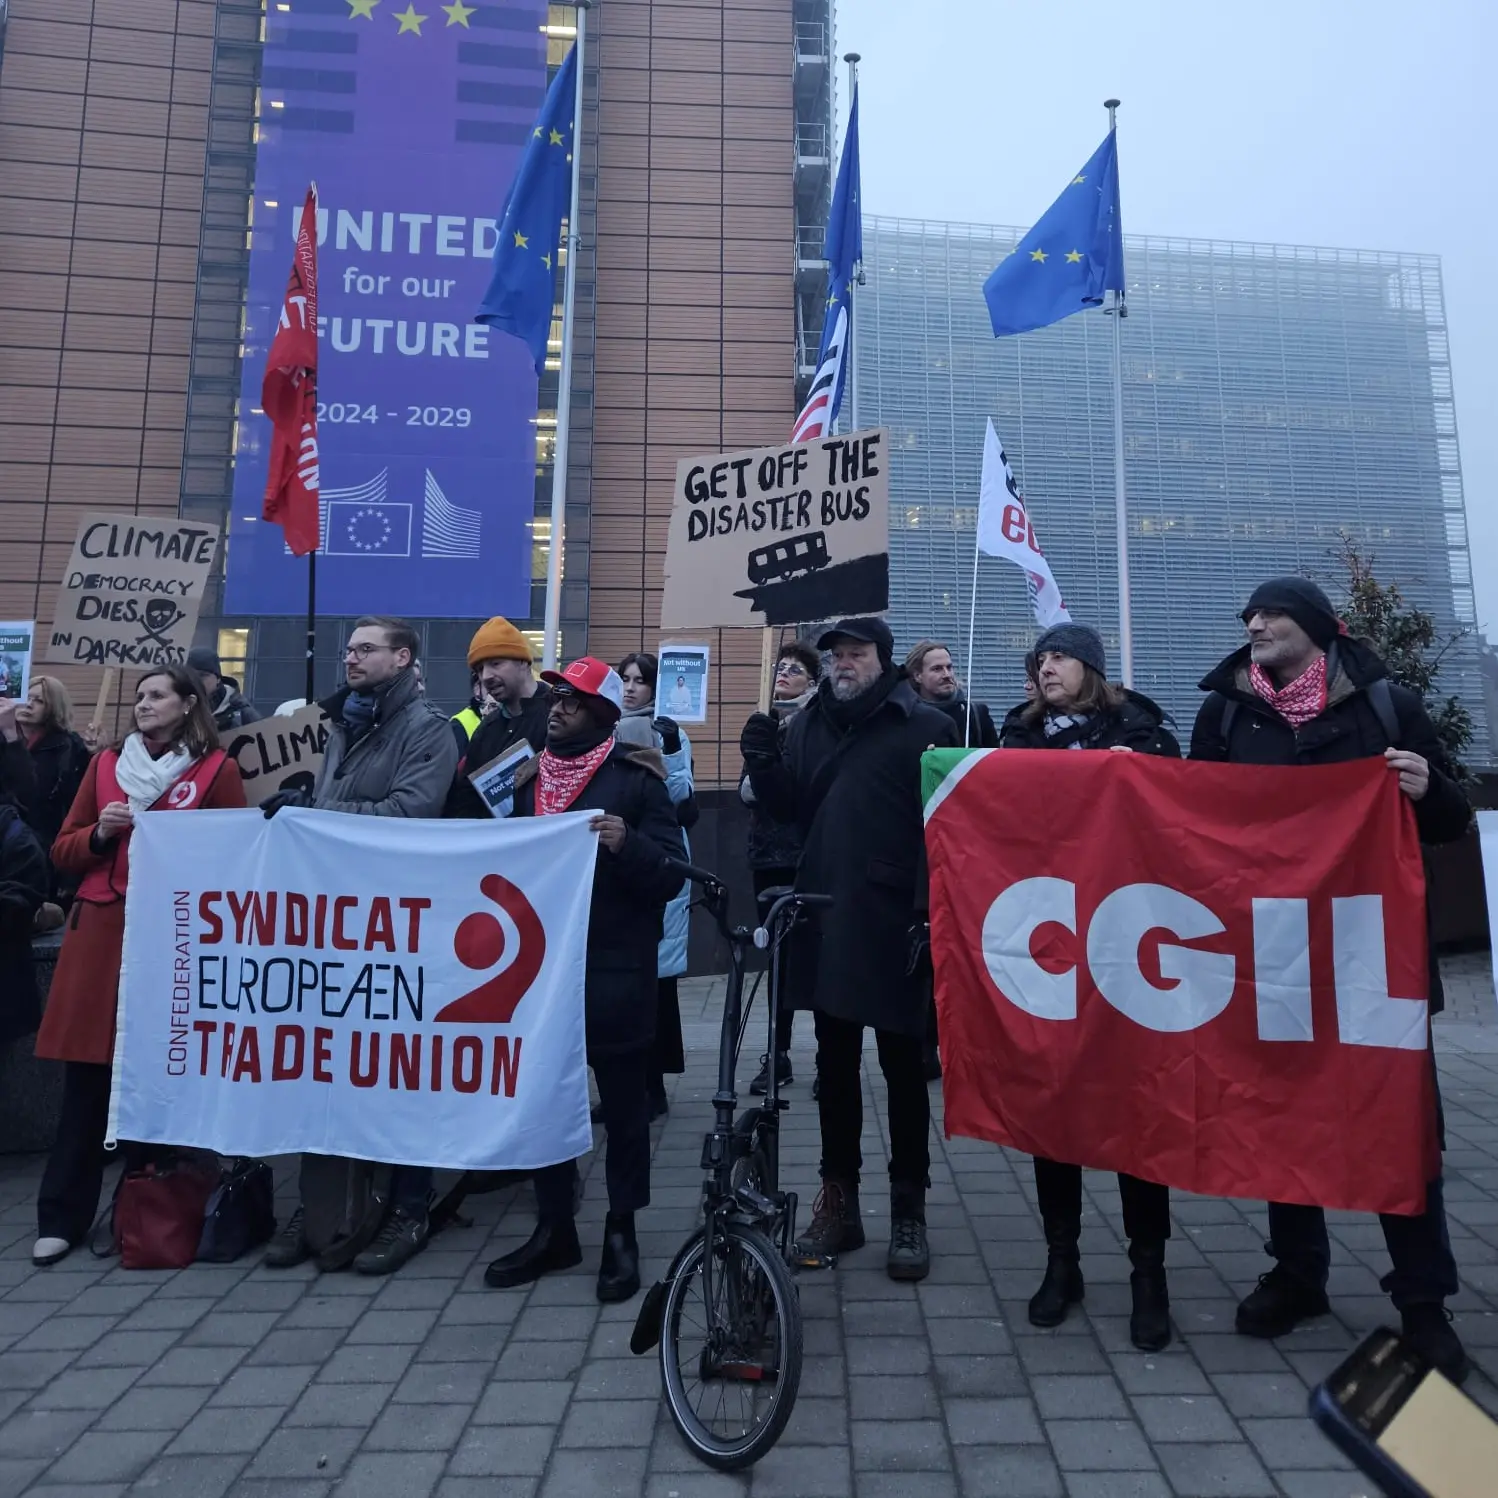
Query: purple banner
xmin=226 ymin=0 xmax=549 ymax=618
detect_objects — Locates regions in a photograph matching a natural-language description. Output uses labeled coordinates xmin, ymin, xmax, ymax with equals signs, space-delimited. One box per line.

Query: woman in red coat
xmin=32 ymin=664 xmax=245 ymax=1266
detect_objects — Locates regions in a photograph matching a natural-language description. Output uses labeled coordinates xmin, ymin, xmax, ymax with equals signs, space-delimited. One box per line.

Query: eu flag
xmin=475 ymin=44 xmax=577 ymax=374
xmin=983 ymin=131 xmax=1124 ymax=337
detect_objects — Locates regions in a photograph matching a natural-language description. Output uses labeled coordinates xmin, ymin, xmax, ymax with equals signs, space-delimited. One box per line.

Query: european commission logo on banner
xmin=286 ymin=470 xmax=482 ymax=560
xmin=226 ymin=0 xmax=548 ymax=618
xmin=113 ymin=807 xmax=598 ymax=1172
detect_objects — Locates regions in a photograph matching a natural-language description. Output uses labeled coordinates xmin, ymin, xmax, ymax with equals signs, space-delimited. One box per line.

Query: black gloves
xmin=739 ymin=712 xmax=781 ymax=764
xmin=262 ymin=789 xmax=311 ymax=819
xmin=653 ymin=716 xmax=682 ymax=755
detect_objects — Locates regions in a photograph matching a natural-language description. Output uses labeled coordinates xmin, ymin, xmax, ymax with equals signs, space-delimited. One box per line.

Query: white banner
xmin=975 ymin=418 xmax=1070 ymax=629
xmin=1478 ymin=810 xmax=1498 ymax=1007
xmin=113 ymin=807 xmax=598 ymax=1170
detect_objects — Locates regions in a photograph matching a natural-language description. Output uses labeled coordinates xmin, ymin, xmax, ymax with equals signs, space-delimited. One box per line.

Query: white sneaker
xmin=32 ymin=1236 xmax=70 ymax=1266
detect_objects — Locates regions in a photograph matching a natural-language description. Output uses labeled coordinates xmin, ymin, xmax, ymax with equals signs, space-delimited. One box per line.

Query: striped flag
xmin=792 ymin=86 xmax=861 ymax=443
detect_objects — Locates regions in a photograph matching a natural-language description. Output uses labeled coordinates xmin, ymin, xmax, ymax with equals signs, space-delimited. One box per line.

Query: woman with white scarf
xmin=615 ymin=652 xmax=696 ymax=1120
xmin=32 ymin=664 xmax=245 ymax=1266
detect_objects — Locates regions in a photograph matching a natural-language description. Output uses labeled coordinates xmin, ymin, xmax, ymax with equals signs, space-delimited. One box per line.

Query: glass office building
xmin=858 ymin=216 xmax=1488 ymax=761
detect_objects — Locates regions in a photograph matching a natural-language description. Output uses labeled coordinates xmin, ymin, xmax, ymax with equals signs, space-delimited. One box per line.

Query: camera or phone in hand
xmin=1311 ymin=1327 xmax=1496 ymax=1497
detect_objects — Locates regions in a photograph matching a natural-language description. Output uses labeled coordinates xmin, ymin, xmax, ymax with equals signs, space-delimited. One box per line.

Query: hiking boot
xmin=597 ymin=1212 xmax=641 ymax=1303
xmin=262 ymin=1205 xmax=311 ymax=1269
xmin=887 ymin=1182 xmax=930 ymax=1282
xmin=749 ymin=1051 xmax=794 ymax=1097
xmin=485 ymin=1218 xmax=583 ymax=1289
xmin=1128 ymin=1239 xmax=1172 ymax=1352
xmin=1402 ymin=1304 xmax=1470 ymax=1386
xmin=795 ymin=1177 xmax=865 ymax=1260
xmin=353 ymin=1206 xmax=430 ymax=1276
xmin=1235 ymin=1264 xmax=1331 ymax=1338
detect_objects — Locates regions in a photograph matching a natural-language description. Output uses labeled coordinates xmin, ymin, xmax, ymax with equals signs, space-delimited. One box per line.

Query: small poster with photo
xmin=469 ymin=739 xmax=536 ymax=818
xmin=657 ymin=644 xmax=710 ymax=724
xmin=0 ymin=622 xmax=35 ymax=702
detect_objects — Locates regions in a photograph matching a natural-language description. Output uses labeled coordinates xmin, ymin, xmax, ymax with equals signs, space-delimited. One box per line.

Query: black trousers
xmin=815 ymin=1010 xmax=930 ymax=1188
xmin=1032 ymin=1156 xmax=1171 ymax=1245
xmin=753 ymin=866 xmax=798 ymax=1054
xmin=535 ymin=1049 xmax=650 ymax=1222
xmin=37 ymin=1061 xmax=167 ymax=1244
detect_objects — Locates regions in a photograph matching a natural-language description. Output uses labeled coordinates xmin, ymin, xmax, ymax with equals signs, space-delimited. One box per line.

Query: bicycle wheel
xmin=660 ymin=1220 xmax=803 ymax=1470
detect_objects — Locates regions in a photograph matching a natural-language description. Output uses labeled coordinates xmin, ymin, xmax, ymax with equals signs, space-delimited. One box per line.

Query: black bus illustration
xmin=747 ymin=530 xmax=830 ymax=586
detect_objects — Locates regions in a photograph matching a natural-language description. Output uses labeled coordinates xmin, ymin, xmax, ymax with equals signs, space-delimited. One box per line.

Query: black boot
xmin=484 ymin=1218 xmax=582 ymax=1289
xmin=1402 ymin=1304 xmax=1469 ymax=1386
xmin=887 ymin=1181 xmax=930 ymax=1282
xmin=1128 ymin=1239 xmax=1171 ymax=1352
xmin=1028 ymin=1218 xmax=1083 ymax=1328
xmin=598 ymin=1212 xmax=640 ymax=1303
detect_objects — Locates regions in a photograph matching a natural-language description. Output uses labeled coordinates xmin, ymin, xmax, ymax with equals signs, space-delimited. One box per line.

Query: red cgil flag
xmin=261 ymin=188 xmax=321 ymax=556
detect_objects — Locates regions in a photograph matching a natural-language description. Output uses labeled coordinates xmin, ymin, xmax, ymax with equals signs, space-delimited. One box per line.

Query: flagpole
xmin=1105 ymin=98 xmax=1132 ymax=688
xmin=541 ymin=5 xmax=588 ymax=672
xmin=842 ymin=53 xmax=860 ymax=436
xmin=305 ymin=179 xmax=320 ymax=705
xmin=964 ymin=535 xmax=979 ymax=745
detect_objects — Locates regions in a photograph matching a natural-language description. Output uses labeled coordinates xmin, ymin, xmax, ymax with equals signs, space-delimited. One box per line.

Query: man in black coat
xmin=482 ymin=657 xmax=684 ymax=1304
xmin=1191 ymin=575 xmax=1472 ymax=1382
xmin=904 ymin=639 xmax=1000 ymax=749
xmin=742 ymin=618 xmax=958 ymax=1282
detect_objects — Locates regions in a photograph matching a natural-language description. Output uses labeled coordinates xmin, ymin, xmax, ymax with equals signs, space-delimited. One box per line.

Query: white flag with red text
xmin=975 ymin=418 xmax=1070 ymax=629
xmin=112 ymin=807 xmax=597 ymax=1170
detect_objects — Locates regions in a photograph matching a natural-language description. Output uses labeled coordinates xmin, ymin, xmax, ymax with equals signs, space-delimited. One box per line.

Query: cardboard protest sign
xmin=226 ymin=702 xmax=330 ymax=807
xmin=661 ymin=427 xmax=889 ymax=629
xmin=46 ymin=512 xmax=221 ymax=668
xmin=0 ymin=622 xmax=34 ymax=701
xmin=657 ymin=644 xmax=709 ymax=724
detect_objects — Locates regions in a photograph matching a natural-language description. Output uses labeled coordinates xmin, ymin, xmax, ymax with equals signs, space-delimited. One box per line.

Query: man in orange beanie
xmin=446 ymin=617 xmax=552 ymax=814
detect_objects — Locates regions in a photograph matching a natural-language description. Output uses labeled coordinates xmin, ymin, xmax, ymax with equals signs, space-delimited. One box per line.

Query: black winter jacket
xmin=22 ymin=728 xmax=91 ymax=904
xmin=210 ymin=680 xmax=260 ymax=732
xmin=511 ymin=743 xmax=685 ymax=1055
xmin=929 ymin=693 xmax=1001 ymax=749
xmin=1190 ymin=637 xmax=1470 ymax=1012
xmin=0 ymin=803 xmax=47 ymax=1045
xmin=745 ymin=672 xmax=959 ymax=1036
xmin=999 ymin=689 xmax=1180 ymax=756
xmin=447 ymin=686 xmax=553 ymax=817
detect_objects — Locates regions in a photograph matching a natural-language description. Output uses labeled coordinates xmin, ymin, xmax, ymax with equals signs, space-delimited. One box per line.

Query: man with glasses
xmin=262 ymin=614 xmax=458 ymax=1276
xmin=1191 ymin=576 xmax=1472 ymax=1381
xmin=739 ymin=640 xmax=821 ymax=1096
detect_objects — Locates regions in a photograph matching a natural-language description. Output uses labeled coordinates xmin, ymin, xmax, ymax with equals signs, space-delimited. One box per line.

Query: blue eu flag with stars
xmin=475 ymin=44 xmax=577 ymax=374
xmin=983 ymin=131 xmax=1124 ymax=337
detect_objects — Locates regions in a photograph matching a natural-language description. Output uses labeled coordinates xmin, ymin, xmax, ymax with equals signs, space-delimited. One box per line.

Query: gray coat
xmin=313 ymin=671 xmax=457 ymax=818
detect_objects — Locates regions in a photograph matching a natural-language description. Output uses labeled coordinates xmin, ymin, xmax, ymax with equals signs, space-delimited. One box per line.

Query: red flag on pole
xmin=261 ymin=187 xmax=321 ymax=556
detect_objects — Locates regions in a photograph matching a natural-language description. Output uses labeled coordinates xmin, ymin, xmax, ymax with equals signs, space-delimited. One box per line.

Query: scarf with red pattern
xmin=536 ymin=734 xmax=616 ymax=815
xmin=1249 ymin=655 xmax=1328 ymax=728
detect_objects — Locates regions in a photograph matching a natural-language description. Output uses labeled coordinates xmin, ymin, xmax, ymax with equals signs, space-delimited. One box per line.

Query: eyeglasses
xmin=343 ymin=643 xmax=392 ymax=660
xmin=776 ymin=663 xmax=808 ymax=677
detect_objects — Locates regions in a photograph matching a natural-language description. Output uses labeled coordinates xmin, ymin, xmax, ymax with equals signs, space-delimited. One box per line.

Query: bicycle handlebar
xmin=666 ymin=859 xmax=726 ymax=893
xmin=667 ymin=859 xmax=831 ymax=944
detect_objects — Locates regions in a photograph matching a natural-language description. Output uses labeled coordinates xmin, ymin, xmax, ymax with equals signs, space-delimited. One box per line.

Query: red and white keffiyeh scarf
xmin=536 ymin=735 xmax=616 ymax=815
xmin=1250 ymin=655 xmax=1328 ymax=728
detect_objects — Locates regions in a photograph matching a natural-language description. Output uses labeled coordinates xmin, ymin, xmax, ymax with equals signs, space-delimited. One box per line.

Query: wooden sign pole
xmin=90 ymin=668 xmax=115 ymax=743
xmin=757 ymin=627 xmax=777 ymax=712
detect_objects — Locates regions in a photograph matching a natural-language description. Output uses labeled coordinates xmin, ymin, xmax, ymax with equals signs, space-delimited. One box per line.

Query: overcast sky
xmin=839 ymin=0 xmax=1494 ymax=631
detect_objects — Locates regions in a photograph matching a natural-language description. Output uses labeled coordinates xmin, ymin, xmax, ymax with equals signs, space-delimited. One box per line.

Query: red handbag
xmin=113 ymin=1156 xmax=220 ymax=1269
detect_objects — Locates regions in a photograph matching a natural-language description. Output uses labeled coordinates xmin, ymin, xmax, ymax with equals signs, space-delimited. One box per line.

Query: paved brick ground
xmin=5 ymin=955 xmax=1498 ymax=1497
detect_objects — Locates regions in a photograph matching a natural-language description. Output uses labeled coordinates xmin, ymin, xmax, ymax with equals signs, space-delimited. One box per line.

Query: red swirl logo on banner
xmin=434 ymin=873 xmax=547 ymax=1025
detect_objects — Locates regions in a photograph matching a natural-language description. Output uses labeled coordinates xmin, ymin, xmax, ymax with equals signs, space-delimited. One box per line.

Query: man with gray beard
xmin=740 ymin=618 xmax=957 ymax=1281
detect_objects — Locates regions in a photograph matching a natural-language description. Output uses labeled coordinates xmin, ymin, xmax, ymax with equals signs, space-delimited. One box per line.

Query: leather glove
xmin=262 ymin=789 xmax=311 ymax=819
xmin=652 ymin=716 xmax=682 ymax=755
xmin=739 ymin=711 xmax=781 ymax=764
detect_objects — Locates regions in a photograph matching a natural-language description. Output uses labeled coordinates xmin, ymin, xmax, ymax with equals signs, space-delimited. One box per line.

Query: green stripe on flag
xmin=922 ymin=747 xmax=983 ymax=810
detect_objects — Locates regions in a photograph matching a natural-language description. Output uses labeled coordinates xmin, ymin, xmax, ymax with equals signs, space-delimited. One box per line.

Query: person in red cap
xmin=482 ymin=657 xmax=686 ymax=1303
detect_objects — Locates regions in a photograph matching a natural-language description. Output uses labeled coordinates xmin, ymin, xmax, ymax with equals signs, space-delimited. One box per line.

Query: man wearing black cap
xmin=741 ymin=618 xmax=958 ymax=1281
xmin=1192 ymin=576 xmax=1472 ymax=1381
xmin=186 ymin=647 xmax=260 ymax=732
